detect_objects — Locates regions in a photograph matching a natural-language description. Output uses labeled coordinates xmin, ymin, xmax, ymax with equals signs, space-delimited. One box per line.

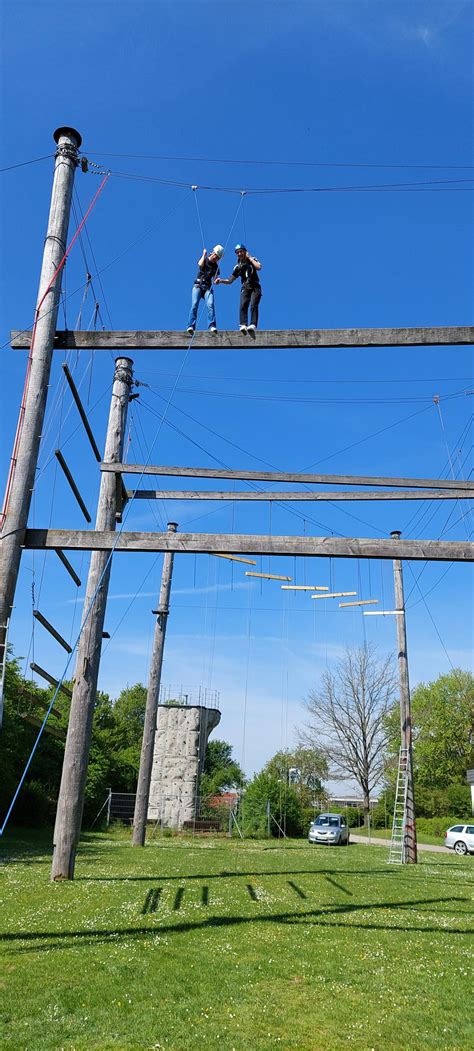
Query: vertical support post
xmin=132 ymin=522 xmax=178 ymax=847
xmin=391 ymin=530 xmax=417 ymax=864
xmin=0 ymin=127 xmax=81 ymax=727
xmin=51 ymin=357 xmax=133 ymax=880
xmin=106 ymin=788 xmax=112 ymax=828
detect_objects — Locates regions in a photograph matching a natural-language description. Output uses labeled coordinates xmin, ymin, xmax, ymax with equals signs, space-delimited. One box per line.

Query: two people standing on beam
xmin=216 ymin=244 xmax=262 ymax=335
xmin=186 ymin=243 xmax=262 ymax=334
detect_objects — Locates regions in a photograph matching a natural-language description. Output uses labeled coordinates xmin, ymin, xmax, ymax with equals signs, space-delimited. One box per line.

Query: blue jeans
xmin=187 ymin=284 xmax=216 ymax=329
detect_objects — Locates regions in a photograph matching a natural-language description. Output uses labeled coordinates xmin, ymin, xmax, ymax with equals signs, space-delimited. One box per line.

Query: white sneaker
xmin=187 ymin=326 xmax=194 ymax=334
xmin=209 ymin=326 xmax=217 ymax=333
xmin=247 ymin=324 xmax=256 ymax=334
xmin=239 ymin=324 xmax=247 ymax=333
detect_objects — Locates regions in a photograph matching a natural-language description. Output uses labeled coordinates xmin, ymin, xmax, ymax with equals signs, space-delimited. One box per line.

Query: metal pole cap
xmin=53 ymin=127 xmax=82 ymax=149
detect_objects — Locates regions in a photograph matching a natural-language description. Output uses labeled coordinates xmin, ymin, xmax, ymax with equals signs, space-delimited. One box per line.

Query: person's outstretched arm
xmin=215 ymin=274 xmax=237 ymax=285
xmin=198 ymin=248 xmax=207 ymax=267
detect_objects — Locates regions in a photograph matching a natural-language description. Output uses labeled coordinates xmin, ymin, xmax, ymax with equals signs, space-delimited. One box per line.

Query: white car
xmin=308 ymin=813 xmax=350 ymax=846
xmin=444 ymin=823 xmax=474 ymax=856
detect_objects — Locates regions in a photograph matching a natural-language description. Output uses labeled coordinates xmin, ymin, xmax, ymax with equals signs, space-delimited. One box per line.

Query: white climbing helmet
xmin=213 ymin=244 xmax=224 ymax=259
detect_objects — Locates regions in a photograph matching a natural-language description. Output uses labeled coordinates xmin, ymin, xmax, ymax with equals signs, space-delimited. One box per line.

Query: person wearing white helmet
xmin=216 ymin=244 xmax=262 ymax=335
xmin=186 ymin=245 xmax=224 ymax=334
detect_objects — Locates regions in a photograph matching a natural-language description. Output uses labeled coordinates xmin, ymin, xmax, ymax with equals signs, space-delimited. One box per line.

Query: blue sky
xmin=1 ymin=1 xmax=473 ymax=785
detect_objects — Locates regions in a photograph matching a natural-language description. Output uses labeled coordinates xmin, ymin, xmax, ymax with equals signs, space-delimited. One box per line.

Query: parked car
xmin=444 ymin=823 xmax=474 ymax=856
xmin=308 ymin=813 xmax=349 ymax=846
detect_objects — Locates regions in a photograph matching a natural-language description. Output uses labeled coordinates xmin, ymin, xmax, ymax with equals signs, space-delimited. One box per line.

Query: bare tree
xmin=301 ymin=643 xmax=397 ymax=824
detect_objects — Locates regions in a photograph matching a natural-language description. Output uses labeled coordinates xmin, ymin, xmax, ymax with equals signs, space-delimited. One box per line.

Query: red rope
xmin=1 ymin=173 xmax=110 ymax=529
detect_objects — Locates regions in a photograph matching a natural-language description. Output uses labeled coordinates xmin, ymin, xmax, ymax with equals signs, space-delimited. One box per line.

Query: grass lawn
xmin=0 ymin=829 xmax=472 ymax=1050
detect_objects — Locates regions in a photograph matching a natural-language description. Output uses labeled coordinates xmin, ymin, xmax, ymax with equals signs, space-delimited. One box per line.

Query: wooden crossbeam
xmin=33 ymin=610 xmax=73 ymax=653
xmin=103 ymin=463 xmax=474 ymax=491
xmin=24 ymin=529 xmax=474 ymax=562
xmin=62 ymin=363 xmax=101 ymax=461
xmin=55 ymin=548 xmax=81 ymax=587
xmin=11 ymin=326 xmax=474 ymax=350
xmin=125 ymin=488 xmax=473 ymax=501
xmin=30 ymin=662 xmax=73 ymax=699
xmin=21 ymin=713 xmax=66 ymax=741
xmin=55 ymin=450 xmax=91 ymax=522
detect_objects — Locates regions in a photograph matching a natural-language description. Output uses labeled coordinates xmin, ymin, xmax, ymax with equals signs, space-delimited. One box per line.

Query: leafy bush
xmin=344 ymin=807 xmax=365 ymax=828
xmin=415 ymin=815 xmax=470 ymax=838
xmin=241 ymin=772 xmax=306 ymax=837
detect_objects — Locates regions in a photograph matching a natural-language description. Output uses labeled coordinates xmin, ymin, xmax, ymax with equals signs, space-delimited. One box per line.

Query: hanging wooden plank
xmin=11 ymin=326 xmax=474 ymax=350
xmin=245 ymin=571 xmax=293 ymax=581
xmin=312 ymin=591 xmax=357 ymax=599
xmin=213 ymin=554 xmax=257 ymax=565
xmin=281 ymin=585 xmax=329 ymax=590
xmin=23 ymin=529 xmax=474 ymax=563
xmin=105 ymin=463 xmax=474 ymax=491
xmin=339 ymin=599 xmax=379 ymax=607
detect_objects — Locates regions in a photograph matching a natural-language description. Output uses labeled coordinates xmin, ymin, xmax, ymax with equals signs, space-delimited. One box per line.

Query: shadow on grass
xmin=2 ymin=894 xmax=471 ymax=955
xmin=75 ymin=865 xmax=474 ymax=887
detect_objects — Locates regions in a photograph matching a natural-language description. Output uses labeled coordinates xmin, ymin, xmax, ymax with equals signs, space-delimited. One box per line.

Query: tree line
xmin=1 ymin=644 xmax=473 ymax=835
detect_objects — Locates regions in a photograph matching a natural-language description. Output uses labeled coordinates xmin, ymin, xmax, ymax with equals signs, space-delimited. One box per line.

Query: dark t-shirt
xmin=232 ymin=259 xmax=261 ymax=289
xmin=194 ymin=255 xmax=219 ymax=291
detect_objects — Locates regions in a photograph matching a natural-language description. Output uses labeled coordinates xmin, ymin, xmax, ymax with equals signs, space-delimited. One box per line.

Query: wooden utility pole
xmin=51 ymin=356 xmax=133 ymax=880
xmin=132 ymin=522 xmax=178 ymax=846
xmin=391 ymin=530 xmax=417 ymax=864
xmin=0 ymin=127 xmax=81 ymax=726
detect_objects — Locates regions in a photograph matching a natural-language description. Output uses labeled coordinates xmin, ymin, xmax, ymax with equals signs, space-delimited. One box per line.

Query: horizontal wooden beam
xmin=126 ymin=488 xmax=473 ymax=502
xmin=104 ymin=463 xmax=474 ymax=491
xmin=24 ymin=529 xmax=474 ymax=562
xmin=11 ymin=326 xmax=474 ymax=351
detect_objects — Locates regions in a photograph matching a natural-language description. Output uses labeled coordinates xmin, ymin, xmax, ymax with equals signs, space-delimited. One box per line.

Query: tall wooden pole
xmin=51 ymin=356 xmax=133 ymax=880
xmin=391 ymin=530 xmax=418 ymax=864
xmin=132 ymin=522 xmax=178 ymax=846
xmin=0 ymin=128 xmax=81 ymax=726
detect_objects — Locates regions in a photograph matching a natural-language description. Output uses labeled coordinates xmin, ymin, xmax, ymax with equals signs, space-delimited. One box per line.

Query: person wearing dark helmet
xmin=186 ymin=244 xmax=224 ymax=334
xmin=216 ymin=244 xmax=262 ymax=334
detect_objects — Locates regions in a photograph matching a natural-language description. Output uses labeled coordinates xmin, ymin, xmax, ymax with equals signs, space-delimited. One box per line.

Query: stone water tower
xmin=147 ymin=686 xmax=221 ymax=829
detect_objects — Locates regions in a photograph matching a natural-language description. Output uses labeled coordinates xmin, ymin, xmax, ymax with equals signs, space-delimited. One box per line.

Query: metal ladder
xmin=388 ymin=747 xmax=409 ymax=864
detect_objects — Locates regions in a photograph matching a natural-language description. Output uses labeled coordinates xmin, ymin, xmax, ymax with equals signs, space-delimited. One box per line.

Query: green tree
xmin=201 ymin=739 xmax=245 ymax=797
xmin=263 ymin=746 xmax=328 ymax=802
xmin=242 ymin=771 xmax=305 ymax=838
xmin=1 ymin=655 xmax=67 ymax=824
xmin=385 ymin=669 xmax=474 ymax=790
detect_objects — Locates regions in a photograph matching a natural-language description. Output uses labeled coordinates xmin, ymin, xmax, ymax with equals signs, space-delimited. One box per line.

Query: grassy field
xmin=0 ymin=829 xmax=472 ymax=1051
